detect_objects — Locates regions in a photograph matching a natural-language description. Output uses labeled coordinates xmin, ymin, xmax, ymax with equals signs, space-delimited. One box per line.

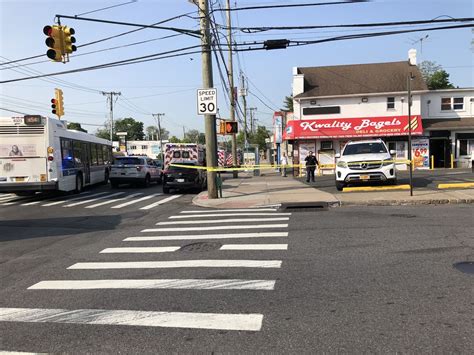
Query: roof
xmin=423 ymin=117 xmax=474 ymax=131
xmin=295 ymin=61 xmax=428 ymax=99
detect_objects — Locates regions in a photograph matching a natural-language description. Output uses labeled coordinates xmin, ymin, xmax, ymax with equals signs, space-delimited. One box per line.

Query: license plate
xmin=177 ymin=178 xmax=185 ymax=183
xmin=360 ymin=175 xmax=370 ymax=180
xmin=16 ymin=177 xmax=25 ymax=182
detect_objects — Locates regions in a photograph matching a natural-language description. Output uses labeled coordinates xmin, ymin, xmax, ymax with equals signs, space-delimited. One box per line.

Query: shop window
xmin=387 ymin=97 xmax=395 ymax=109
xmin=453 ymin=97 xmax=464 ymax=110
xmin=320 ymin=141 xmax=333 ymax=150
xmin=303 ymin=106 xmax=340 ymax=115
xmin=129 ymin=145 xmax=137 ymax=150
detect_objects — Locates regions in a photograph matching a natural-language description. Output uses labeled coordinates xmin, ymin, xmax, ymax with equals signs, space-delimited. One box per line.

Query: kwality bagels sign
xmin=283 ymin=115 xmax=423 ymax=140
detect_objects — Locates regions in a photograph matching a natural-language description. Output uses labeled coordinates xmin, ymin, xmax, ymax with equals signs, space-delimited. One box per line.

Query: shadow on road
xmin=0 ymin=215 xmax=122 ymax=242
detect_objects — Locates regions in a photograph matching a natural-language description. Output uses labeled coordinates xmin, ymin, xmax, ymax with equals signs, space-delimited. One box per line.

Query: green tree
xmin=146 ymin=126 xmax=169 ymax=141
xmin=183 ymin=129 xmax=201 ymax=143
xmin=282 ymin=94 xmax=293 ymax=112
xmin=418 ymin=60 xmax=454 ymax=90
xmin=197 ymin=132 xmax=206 ymax=145
xmin=95 ymin=127 xmax=111 ymax=140
xmin=114 ymin=117 xmax=144 ymax=141
xmin=236 ymin=125 xmax=270 ymax=151
xmin=169 ymin=135 xmax=181 ymax=143
xmin=67 ymin=122 xmax=87 ymax=133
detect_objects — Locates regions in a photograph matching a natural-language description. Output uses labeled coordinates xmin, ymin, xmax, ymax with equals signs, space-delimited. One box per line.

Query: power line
xmin=0 ymin=107 xmax=29 ymax=115
xmin=212 ymin=0 xmax=369 ymax=12
xmin=75 ymin=0 xmax=138 ymax=17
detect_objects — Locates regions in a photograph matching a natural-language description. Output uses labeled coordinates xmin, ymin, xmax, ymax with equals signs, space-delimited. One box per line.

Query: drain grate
xmin=453 ymin=261 xmax=474 ymax=275
xmin=179 ymin=242 xmax=222 ymax=252
xmin=279 ymin=202 xmax=328 ymax=212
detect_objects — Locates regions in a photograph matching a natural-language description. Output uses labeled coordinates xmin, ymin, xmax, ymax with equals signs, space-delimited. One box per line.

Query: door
xmin=82 ymin=143 xmax=91 ymax=184
xmin=430 ymin=138 xmax=450 ymax=168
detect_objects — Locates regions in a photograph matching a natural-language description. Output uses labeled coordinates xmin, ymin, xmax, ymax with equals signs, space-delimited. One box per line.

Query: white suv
xmin=335 ymin=139 xmax=396 ymax=191
xmin=110 ymin=156 xmax=161 ymax=188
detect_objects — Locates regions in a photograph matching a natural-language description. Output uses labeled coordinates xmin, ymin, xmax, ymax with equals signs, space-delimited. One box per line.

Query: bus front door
xmin=82 ymin=143 xmax=91 ymax=184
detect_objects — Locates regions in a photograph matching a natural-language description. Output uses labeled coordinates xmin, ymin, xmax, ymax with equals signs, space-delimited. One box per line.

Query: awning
xmin=423 ymin=117 xmax=474 ymax=131
xmin=283 ymin=115 xmax=422 ymax=140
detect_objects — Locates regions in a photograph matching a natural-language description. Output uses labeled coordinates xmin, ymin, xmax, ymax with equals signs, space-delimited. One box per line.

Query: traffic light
xmin=51 ymin=89 xmax=64 ymax=118
xmin=225 ymin=121 xmax=238 ymax=134
xmin=63 ymin=26 xmax=77 ymax=54
xmin=43 ymin=25 xmax=63 ymax=62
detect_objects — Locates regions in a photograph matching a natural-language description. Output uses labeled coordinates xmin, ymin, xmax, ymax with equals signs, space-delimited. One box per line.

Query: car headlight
xmin=382 ymin=158 xmax=393 ymax=166
xmin=337 ymin=161 xmax=348 ymax=168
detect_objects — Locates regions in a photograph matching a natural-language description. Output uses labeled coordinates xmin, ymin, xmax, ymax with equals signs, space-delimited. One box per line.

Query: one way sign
xmin=197 ymin=88 xmax=217 ymax=115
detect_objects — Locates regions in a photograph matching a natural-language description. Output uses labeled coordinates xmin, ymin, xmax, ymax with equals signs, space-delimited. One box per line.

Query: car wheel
xmin=110 ymin=180 xmax=119 ymax=188
xmin=335 ymin=181 xmax=345 ymax=191
xmin=142 ymin=174 xmax=151 ymax=188
xmin=75 ymin=174 xmax=83 ymax=194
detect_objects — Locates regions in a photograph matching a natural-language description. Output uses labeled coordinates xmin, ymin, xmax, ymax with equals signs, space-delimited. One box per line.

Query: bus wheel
xmin=75 ymin=174 xmax=83 ymax=194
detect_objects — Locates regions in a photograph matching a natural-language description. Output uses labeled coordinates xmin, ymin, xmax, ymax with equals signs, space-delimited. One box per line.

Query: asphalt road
xmin=0 ymin=187 xmax=473 ymax=353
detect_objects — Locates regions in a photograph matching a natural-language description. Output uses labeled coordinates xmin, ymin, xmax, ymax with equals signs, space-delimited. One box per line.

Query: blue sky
xmin=1 ymin=0 xmax=473 ymax=137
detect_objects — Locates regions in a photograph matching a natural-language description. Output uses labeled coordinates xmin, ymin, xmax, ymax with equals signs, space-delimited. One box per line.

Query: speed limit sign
xmin=197 ymin=88 xmax=217 ymax=115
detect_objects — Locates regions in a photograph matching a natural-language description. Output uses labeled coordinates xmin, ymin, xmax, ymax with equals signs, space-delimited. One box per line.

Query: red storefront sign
xmin=283 ymin=115 xmax=422 ymax=140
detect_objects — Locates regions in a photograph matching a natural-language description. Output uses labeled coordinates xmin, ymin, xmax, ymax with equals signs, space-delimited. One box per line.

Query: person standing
xmin=471 ymin=148 xmax=474 ymax=173
xmin=305 ymin=151 xmax=318 ymax=183
xmin=281 ymin=152 xmax=288 ymax=177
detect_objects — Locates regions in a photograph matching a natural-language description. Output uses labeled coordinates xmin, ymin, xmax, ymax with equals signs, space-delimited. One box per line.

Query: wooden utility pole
xmin=101 ymin=91 xmax=121 ymax=141
xmin=198 ymin=0 xmax=218 ymax=198
xmin=152 ymin=113 xmax=165 ymax=159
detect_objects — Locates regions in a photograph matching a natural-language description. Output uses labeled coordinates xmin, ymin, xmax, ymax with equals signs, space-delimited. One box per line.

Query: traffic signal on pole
xmin=63 ymin=26 xmax=77 ymax=54
xmin=225 ymin=121 xmax=238 ymax=134
xmin=43 ymin=25 xmax=63 ymax=62
xmin=51 ymin=88 xmax=64 ymax=118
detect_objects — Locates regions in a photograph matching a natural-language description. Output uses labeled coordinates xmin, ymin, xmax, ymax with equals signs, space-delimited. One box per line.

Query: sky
xmin=0 ymin=0 xmax=473 ymax=138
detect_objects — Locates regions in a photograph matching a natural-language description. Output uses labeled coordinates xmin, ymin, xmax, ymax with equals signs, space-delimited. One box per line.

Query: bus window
xmin=90 ymin=143 xmax=98 ymax=165
xmin=73 ymin=141 xmax=83 ymax=166
xmin=96 ymin=144 xmax=104 ymax=165
xmin=102 ymin=145 xmax=111 ymax=164
xmin=61 ymin=139 xmax=74 ymax=169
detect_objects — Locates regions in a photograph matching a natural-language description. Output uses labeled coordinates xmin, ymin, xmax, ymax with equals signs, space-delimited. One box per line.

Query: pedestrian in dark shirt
xmin=305 ymin=151 xmax=318 ymax=183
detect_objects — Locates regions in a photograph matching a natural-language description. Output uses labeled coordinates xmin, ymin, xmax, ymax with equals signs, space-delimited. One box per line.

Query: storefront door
xmin=430 ymin=138 xmax=451 ymax=168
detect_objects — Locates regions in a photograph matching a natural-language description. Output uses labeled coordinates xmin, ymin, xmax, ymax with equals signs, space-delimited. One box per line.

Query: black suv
xmin=162 ymin=163 xmax=207 ymax=193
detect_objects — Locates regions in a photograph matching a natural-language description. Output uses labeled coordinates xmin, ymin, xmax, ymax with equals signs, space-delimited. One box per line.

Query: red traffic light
xmin=225 ymin=121 xmax=238 ymax=134
xmin=43 ymin=25 xmax=52 ymax=36
xmin=51 ymin=98 xmax=57 ymax=104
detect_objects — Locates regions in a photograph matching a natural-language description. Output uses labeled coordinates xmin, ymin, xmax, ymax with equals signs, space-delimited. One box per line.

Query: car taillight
xmin=136 ymin=166 xmax=142 ymax=171
xmin=47 ymin=156 xmax=54 ymax=161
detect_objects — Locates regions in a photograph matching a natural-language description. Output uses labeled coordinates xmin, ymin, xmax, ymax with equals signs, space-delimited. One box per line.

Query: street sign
xmin=197 ymin=88 xmax=217 ymax=115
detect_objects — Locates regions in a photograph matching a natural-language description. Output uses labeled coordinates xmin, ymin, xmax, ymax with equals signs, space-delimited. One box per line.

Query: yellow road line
xmin=438 ymin=182 xmax=474 ymax=189
xmin=343 ymin=184 xmax=411 ymax=192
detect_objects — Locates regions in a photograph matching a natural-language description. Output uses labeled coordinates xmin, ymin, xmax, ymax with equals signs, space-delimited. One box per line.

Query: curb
xmin=339 ymin=198 xmax=474 ymax=206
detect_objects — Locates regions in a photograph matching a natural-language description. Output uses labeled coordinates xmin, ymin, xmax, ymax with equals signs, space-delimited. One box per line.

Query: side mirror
xmin=335 ymin=153 xmax=341 ymax=158
xmin=389 ymin=150 xmax=396 ymax=155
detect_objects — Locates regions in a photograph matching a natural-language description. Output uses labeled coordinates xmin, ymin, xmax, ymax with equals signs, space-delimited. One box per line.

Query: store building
xmin=421 ymin=89 xmax=474 ymax=168
xmin=112 ymin=140 xmax=169 ymax=159
xmin=284 ymin=52 xmax=429 ymax=173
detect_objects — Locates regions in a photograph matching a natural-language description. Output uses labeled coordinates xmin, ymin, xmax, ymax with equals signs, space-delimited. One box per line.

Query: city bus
xmin=0 ymin=115 xmax=112 ymax=195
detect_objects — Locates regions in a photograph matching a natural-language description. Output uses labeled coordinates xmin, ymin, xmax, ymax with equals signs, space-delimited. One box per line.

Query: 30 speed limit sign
xmin=197 ymin=88 xmax=217 ymax=115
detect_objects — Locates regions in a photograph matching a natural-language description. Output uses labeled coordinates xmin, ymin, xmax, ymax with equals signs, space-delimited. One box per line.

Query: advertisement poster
xmin=273 ymin=114 xmax=282 ymax=144
xmin=299 ymin=142 xmax=316 ymax=168
xmin=411 ymin=137 xmax=430 ymax=169
xmin=0 ymin=144 xmax=37 ymax=157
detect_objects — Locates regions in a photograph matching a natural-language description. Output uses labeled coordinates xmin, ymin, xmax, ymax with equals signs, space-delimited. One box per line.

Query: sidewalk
xmin=192 ymin=170 xmax=474 ymax=209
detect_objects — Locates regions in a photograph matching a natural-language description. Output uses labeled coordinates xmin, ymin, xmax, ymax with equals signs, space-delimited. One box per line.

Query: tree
xmin=114 ymin=117 xmax=144 ymax=141
xmin=95 ymin=127 xmax=111 ymax=140
xmin=197 ymin=132 xmax=206 ymax=145
xmin=67 ymin=122 xmax=87 ymax=133
xmin=183 ymin=129 xmax=201 ymax=143
xmin=418 ymin=60 xmax=454 ymax=90
xmin=282 ymin=94 xmax=293 ymax=112
xmin=169 ymin=136 xmax=181 ymax=143
xmin=236 ymin=125 xmax=270 ymax=152
xmin=145 ymin=126 xmax=169 ymax=141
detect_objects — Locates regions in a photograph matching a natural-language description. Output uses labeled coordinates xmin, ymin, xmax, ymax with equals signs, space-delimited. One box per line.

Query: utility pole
xmin=407 ymin=73 xmax=414 ymax=197
xmin=152 ymin=113 xmax=165 ymax=160
xmin=249 ymin=107 xmax=257 ymax=133
xmin=240 ymin=72 xmax=248 ymax=153
xmin=226 ymin=0 xmax=238 ymax=177
xmin=198 ymin=0 xmax=218 ymax=198
xmin=182 ymin=126 xmax=186 ymax=140
xmin=102 ymin=91 xmax=121 ymax=141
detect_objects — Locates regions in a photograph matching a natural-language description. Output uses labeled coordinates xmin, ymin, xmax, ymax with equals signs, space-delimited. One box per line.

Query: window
xmin=96 ymin=144 xmax=104 ymax=165
xmin=102 ymin=145 xmax=111 ymax=164
xmin=343 ymin=142 xmax=387 ymax=155
xmin=90 ymin=144 xmax=98 ymax=165
xmin=129 ymin=145 xmax=137 ymax=150
xmin=73 ymin=141 xmax=83 ymax=166
xmin=141 ymin=145 xmax=148 ymax=150
xmin=172 ymin=151 xmax=181 ymax=158
xmin=459 ymin=140 xmax=468 ymax=156
xmin=441 ymin=97 xmax=464 ymax=111
xmin=441 ymin=97 xmax=451 ymax=110
xmin=61 ymin=138 xmax=74 ymax=169
xmin=320 ymin=141 xmax=333 ymax=150
xmin=302 ymin=106 xmax=341 ymax=115
xmin=387 ymin=97 xmax=395 ymax=109
xmin=453 ymin=97 xmax=464 ymax=110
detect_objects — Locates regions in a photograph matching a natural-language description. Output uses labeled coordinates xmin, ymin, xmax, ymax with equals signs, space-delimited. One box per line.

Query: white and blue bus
xmin=0 ymin=115 xmax=112 ymax=195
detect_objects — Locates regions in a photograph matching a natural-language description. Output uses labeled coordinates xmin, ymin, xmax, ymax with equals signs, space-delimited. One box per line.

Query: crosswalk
xmin=0 ymin=207 xmax=291 ymax=335
xmin=0 ymin=191 xmax=183 ymax=211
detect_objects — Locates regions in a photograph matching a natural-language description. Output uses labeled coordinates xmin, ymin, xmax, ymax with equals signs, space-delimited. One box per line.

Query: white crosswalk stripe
xmin=220 ymin=244 xmax=288 ymax=250
xmin=124 ymin=232 xmax=288 ymax=241
xmin=142 ymin=224 xmax=288 ymax=232
xmin=41 ymin=192 xmax=97 ymax=207
xmin=85 ymin=193 xmax=143 ymax=208
xmin=111 ymin=193 xmax=162 ymax=209
xmin=0 ymin=307 xmax=264 ymax=331
xmin=169 ymin=212 xmax=291 ymax=219
xmin=156 ymin=217 xmax=290 ymax=225
xmin=181 ymin=208 xmax=277 ymax=213
xmin=140 ymin=195 xmax=182 ymax=210
xmin=68 ymin=260 xmax=282 ymax=269
xmin=28 ymin=279 xmax=276 ymax=290
xmin=100 ymin=247 xmax=180 ymax=253
xmin=63 ymin=192 xmax=125 ymax=207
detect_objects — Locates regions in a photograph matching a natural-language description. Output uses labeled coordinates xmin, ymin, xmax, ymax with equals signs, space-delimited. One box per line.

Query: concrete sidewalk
xmin=192 ymin=171 xmax=474 ymax=209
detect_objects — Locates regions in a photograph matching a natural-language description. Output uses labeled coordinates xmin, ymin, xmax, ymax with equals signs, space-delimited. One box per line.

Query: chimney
xmin=408 ymin=48 xmax=417 ymax=66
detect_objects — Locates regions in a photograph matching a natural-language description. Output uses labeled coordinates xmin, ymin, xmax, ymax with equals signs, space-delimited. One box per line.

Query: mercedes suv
xmin=335 ymin=139 xmax=396 ymax=191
